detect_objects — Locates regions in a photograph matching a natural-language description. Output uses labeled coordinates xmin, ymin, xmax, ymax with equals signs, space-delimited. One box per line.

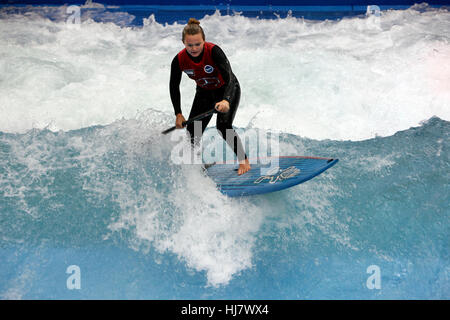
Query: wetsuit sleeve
xmin=169 ymin=55 xmax=182 ymax=115
xmin=211 ymin=45 xmax=237 ymax=104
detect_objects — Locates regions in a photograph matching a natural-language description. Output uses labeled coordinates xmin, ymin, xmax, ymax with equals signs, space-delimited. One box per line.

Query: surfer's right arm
xmin=170 ymin=55 xmax=185 ymax=128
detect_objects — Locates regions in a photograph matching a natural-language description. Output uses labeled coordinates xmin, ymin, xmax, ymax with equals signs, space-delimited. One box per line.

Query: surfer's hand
xmin=215 ymin=100 xmax=230 ymax=113
xmin=176 ymin=113 xmax=186 ymax=128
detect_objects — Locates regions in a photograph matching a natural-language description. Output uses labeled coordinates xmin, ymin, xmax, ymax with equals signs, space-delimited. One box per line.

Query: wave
xmin=1 ymin=2 xmax=448 ymax=298
xmin=1 ymin=115 xmax=448 ymax=293
xmin=0 ymin=4 xmax=449 ymax=140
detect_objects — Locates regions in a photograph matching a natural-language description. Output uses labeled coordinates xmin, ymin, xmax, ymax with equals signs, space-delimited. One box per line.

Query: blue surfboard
xmin=205 ymin=156 xmax=338 ymax=197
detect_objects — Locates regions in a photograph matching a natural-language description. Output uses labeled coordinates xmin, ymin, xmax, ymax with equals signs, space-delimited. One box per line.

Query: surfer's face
xmin=183 ymin=33 xmax=204 ymax=57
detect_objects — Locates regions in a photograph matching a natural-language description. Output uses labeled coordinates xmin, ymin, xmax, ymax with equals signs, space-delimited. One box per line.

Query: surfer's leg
xmin=186 ymin=91 xmax=214 ymax=147
xmin=216 ymin=84 xmax=250 ymax=174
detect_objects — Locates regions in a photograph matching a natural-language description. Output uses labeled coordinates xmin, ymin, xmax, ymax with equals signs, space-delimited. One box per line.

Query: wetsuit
xmin=169 ymin=42 xmax=247 ymax=161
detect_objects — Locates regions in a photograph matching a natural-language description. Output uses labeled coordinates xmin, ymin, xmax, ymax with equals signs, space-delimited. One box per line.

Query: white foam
xmin=107 ymin=161 xmax=264 ymax=287
xmin=1 ymin=5 xmax=449 ymax=140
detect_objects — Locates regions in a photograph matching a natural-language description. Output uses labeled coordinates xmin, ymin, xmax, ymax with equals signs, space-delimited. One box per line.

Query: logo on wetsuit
xmin=204 ymin=65 xmax=214 ymax=74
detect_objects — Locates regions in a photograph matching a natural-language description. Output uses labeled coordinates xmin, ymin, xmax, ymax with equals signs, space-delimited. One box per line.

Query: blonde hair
xmin=182 ymin=18 xmax=205 ymax=42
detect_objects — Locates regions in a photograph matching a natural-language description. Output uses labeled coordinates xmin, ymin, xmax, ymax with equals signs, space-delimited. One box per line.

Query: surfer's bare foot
xmin=238 ymin=158 xmax=251 ymax=175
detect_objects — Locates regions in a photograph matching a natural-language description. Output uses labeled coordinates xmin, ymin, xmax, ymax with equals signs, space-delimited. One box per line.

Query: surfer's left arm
xmin=212 ymin=45 xmax=237 ymax=113
xmin=169 ymin=55 xmax=183 ymax=116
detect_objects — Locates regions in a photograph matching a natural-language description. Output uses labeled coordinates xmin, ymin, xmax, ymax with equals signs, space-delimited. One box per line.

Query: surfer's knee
xmin=217 ymin=124 xmax=236 ymax=140
xmin=216 ymin=124 xmax=226 ymax=137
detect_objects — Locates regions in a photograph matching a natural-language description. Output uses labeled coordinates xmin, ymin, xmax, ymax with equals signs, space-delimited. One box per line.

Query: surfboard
xmin=205 ymin=156 xmax=338 ymax=197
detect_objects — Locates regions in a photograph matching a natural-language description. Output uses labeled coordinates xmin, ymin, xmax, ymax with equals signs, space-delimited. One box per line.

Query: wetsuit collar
xmin=186 ymin=47 xmax=204 ymax=63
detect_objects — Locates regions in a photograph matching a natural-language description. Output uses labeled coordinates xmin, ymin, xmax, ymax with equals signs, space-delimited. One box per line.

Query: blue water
xmin=1 ymin=117 xmax=448 ymax=299
xmin=0 ymin=2 xmax=449 ymax=300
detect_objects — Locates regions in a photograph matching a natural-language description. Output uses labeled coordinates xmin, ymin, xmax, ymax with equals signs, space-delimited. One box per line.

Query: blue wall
xmin=3 ymin=0 xmax=448 ymax=25
xmin=3 ymin=1 xmax=450 ymax=5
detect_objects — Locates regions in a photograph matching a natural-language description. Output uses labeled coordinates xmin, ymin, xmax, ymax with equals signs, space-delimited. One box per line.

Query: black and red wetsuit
xmin=169 ymin=42 xmax=247 ymax=161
